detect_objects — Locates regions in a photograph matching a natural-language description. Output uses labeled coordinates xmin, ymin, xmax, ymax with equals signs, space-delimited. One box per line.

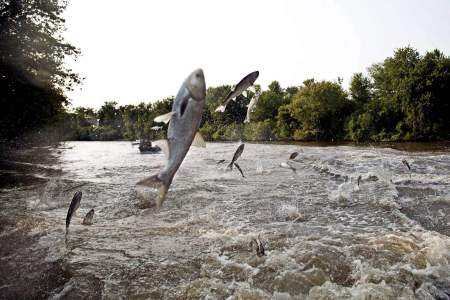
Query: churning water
xmin=0 ymin=141 xmax=449 ymax=299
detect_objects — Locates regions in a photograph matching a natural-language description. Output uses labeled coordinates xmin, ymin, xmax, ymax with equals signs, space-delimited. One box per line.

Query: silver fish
xmin=289 ymin=151 xmax=299 ymax=160
xmin=82 ymin=208 xmax=94 ymax=225
xmin=66 ymin=191 xmax=82 ymax=234
xmin=402 ymin=159 xmax=411 ymax=171
xmin=228 ymin=144 xmax=245 ymax=168
xmin=215 ymin=71 xmax=259 ymax=113
xmin=216 ymin=159 xmax=226 ymax=165
xmin=244 ymin=90 xmax=261 ymax=123
xmin=227 ymin=144 xmax=245 ymax=177
xmin=137 ymin=69 xmax=206 ymax=207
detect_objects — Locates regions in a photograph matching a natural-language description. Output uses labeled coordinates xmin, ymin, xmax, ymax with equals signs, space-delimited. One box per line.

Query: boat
xmin=138 ymin=139 xmax=161 ymax=154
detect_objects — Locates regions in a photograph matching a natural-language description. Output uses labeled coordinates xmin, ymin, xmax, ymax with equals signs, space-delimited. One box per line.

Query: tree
xmin=368 ymin=47 xmax=420 ymax=139
xmin=252 ymin=81 xmax=287 ymax=122
xmin=367 ymin=46 xmax=450 ymax=140
xmin=346 ymin=73 xmax=373 ymax=141
xmin=405 ymin=50 xmax=450 ymax=139
xmin=290 ymin=79 xmax=350 ymax=140
xmin=121 ymin=105 xmax=138 ymax=140
xmin=349 ymin=73 xmax=372 ymax=108
xmin=0 ymin=0 xmax=80 ymax=142
xmin=275 ymin=104 xmax=298 ymax=139
xmin=200 ymin=85 xmax=249 ymax=140
xmin=98 ymin=101 xmax=120 ymax=128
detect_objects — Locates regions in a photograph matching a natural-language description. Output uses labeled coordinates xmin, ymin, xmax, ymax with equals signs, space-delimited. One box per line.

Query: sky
xmin=63 ymin=0 xmax=450 ymax=108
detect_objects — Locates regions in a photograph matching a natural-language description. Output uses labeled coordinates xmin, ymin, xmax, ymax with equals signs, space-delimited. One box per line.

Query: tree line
xmin=0 ymin=0 xmax=80 ymax=147
xmin=63 ymin=46 xmax=449 ymax=143
xmin=1 ymin=1 xmax=448 ymax=146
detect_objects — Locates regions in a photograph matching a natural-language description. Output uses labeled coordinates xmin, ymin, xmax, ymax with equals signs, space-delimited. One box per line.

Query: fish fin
xmin=136 ymin=175 xmax=169 ymax=208
xmin=153 ymin=139 xmax=169 ymax=159
xmin=154 ymin=112 xmax=175 ymax=124
xmin=215 ymin=105 xmax=226 ymax=113
xmin=234 ymin=163 xmax=245 ymax=178
xmin=192 ymin=132 xmax=206 ymax=148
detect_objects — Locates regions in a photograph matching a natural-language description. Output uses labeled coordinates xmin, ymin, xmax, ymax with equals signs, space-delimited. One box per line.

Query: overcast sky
xmin=63 ymin=0 xmax=450 ymax=108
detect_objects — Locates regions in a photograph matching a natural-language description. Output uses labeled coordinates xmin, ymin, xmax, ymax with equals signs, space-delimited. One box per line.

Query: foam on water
xmin=1 ymin=141 xmax=449 ymax=299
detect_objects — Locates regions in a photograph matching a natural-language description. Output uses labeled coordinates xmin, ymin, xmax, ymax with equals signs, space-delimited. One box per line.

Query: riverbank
xmin=0 ymin=146 xmax=66 ymax=299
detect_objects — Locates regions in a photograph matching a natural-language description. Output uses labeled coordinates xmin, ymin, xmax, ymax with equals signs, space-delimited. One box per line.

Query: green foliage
xmin=243 ymin=120 xmax=275 ymax=141
xmin=222 ymin=123 xmax=243 ymax=141
xmin=0 ymin=0 xmax=80 ymax=142
xmin=198 ymin=122 xmax=215 ymax=141
xmin=61 ymin=98 xmax=174 ymax=141
xmin=275 ymin=104 xmax=297 ymax=139
xmin=202 ymin=85 xmax=250 ymax=127
xmin=348 ymin=46 xmax=450 ymax=141
xmin=349 ymin=73 xmax=372 ymax=108
xmin=289 ymin=79 xmax=350 ymax=140
xmin=252 ymin=81 xmax=287 ymax=122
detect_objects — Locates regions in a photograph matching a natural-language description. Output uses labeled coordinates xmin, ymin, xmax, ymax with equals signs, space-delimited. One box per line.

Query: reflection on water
xmin=0 ymin=141 xmax=449 ymax=299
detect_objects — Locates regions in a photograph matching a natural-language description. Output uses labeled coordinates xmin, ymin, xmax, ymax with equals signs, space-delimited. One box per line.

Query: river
xmin=0 ymin=141 xmax=449 ymax=299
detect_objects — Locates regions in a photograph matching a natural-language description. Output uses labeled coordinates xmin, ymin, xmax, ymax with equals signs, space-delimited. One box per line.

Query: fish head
xmin=245 ymin=71 xmax=259 ymax=85
xmin=185 ymin=68 xmax=206 ymax=101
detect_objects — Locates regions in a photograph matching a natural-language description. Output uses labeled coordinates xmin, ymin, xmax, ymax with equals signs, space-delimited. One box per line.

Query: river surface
xmin=0 ymin=141 xmax=449 ymax=299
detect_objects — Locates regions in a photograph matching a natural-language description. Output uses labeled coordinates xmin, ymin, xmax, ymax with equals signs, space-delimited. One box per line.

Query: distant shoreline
xmin=61 ymin=139 xmax=450 ymax=152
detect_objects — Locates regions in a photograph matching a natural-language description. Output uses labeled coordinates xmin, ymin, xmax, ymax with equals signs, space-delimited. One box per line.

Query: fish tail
xmin=136 ymin=174 xmax=169 ymax=208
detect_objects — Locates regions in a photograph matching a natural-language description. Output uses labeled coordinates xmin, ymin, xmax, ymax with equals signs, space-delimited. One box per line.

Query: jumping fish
xmin=82 ymin=209 xmax=94 ymax=225
xmin=402 ymin=159 xmax=411 ymax=171
xmin=216 ymin=159 xmax=226 ymax=165
xmin=66 ymin=191 xmax=82 ymax=234
xmin=244 ymin=90 xmax=261 ymax=123
xmin=289 ymin=152 xmax=299 ymax=160
xmin=280 ymin=151 xmax=300 ymax=173
xmin=215 ymin=71 xmax=259 ymax=113
xmin=227 ymin=144 xmax=245 ymax=177
xmin=136 ymin=69 xmax=206 ymax=207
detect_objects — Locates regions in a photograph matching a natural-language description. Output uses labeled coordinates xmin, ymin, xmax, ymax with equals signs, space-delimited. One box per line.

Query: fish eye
xmin=195 ymin=73 xmax=201 ymax=78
